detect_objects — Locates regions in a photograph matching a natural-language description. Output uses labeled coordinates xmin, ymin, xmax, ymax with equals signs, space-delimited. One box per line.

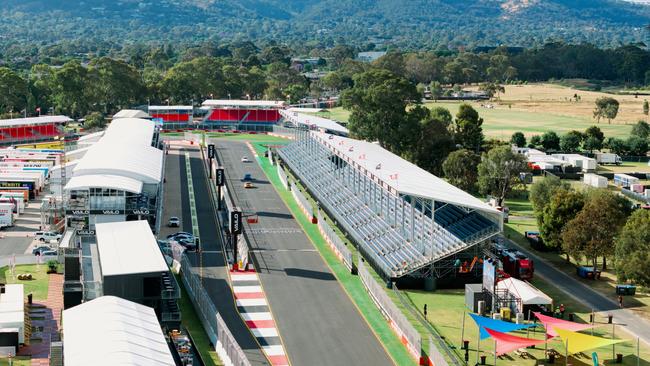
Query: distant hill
xmin=1 ymin=0 xmax=650 ymax=50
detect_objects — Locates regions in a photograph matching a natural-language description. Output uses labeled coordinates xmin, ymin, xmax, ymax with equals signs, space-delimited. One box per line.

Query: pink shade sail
xmin=534 ymin=312 xmax=595 ymax=338
xmin=485 ymin=328 xmax=547 ymax=356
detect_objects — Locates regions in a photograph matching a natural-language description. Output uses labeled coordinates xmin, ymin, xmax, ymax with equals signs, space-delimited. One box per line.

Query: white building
xmin=0 ymin=284 xmax=25 ymax=348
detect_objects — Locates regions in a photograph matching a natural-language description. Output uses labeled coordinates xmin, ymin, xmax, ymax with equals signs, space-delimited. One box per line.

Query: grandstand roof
xmin=64 ymin=174 xmax=143 ymax=194
xmin=286 ymin=107 xmax=327 ymax=113
xmin=95 ymin=220 xmax=168 ymax=276
xmin=280 ymin=110 xmax=348 ymax=135
xmin=0 ymin=115 xmax=72 ymax=128
xmin=63 ymin=296 xmax=175 ymax=366
xmin=148 ymin=105 xmax=193 ymax=111
xmin=77 ymin=131 xmax=105 ymax=143
xmin=312 ymin=131 xmax=498 ymax=214
xmin=113 ymin=109 xmax=151 ymax=119
xmin=202 ymin=99 xmax=286 ymax=108
xmin=73 ymin=143 xmax=163 ymax=184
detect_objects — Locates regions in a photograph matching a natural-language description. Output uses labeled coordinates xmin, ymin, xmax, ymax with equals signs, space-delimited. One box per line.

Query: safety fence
xmin=621 ymin=187 xmax=650 ymax=204
xmin=357 ymin=258 xmax=422 ymax=360
xmin=180 ymin=255 xmax=251 ymax=366
xmin=317 ymin=211 xmax=353 ymax=272
xmin=277 ymin=164 xmax=288 ymax=189
xmin=290 ymin=181 xmax=313 ymax=220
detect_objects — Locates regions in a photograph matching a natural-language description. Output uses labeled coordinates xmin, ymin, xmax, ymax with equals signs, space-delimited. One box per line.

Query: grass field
xmin=0 ymin=357 xmax=30 ymax=366
xmin=311 ymin=83 xmax=643 ymax=140
xmin=0 ymin=264 xmax=51 ymax=301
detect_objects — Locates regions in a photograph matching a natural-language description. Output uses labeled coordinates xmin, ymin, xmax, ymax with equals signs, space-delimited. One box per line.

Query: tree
xmin=429 ymin=81 xmax=443 ymax=101
xmin=560 ymin=130 xmax=583 ymax=152
xmin=615 ymin=210 xmax=650 ymax=286
xmin=541 ymin=131 xmax=560 ymax=151
xmin=643 ymin=100 xmax=649 ymax=118
xmin=341 ymin=69 xmax=423 ymax=155
xmin=529 ymin=175 xmax=570 ymax=220
xmin=372 ymin=52 xmax=406 ymax=77
xmin=443 ymin=149 xmax=481 ymax=192
xmin=510 ymin=132 xmax=526 ymax=148
xmin=562 ymin=190 xmax=630 ymax=269
xmin=51 ymin=61 xmax=92 ymax=118
xmin=605 ymin=137 xmax=628 ymax=155
xmin=540 ymin=189 xmax=585 ymax=250
xmin=413 ymin=107 xmax=455 ymax=176
xmin=0 ymin=67 xmax=28 ymax=115
xmin=479 ymin=82 xmax=504 ymax=99
xmin=626 ymin=136 xmax=649 ymax=156
xmin=88 ymin=57 xmax=145 ymax=113
xmin=454 ymin=104 xmax=484 ymax=153
xmin=328 ymin=44 xmax=356 ymax=67
xmin=631 ymin=120 xmax=650 ymax=139
xmin=593 ymin=97 xmax=619 ymax=124
xmin=583 ymin=126 xmax=605 ymax=151
xmin=161 ymin=57 xmax=225 ymax=103
xmin=83 ymin=112 xmax=106 ymax=130
xmin=477 ymin=146 xmax=529 ymax=205
xmin=529 ymin=135 xmax=542 ymax=148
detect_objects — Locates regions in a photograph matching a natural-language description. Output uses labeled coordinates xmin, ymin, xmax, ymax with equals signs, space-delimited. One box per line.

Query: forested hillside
xmin=1 ymin=0 xmax=650 ymax=58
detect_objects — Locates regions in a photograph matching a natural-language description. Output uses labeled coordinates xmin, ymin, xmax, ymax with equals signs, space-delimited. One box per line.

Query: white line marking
xmin=236 ymin=298 xmax=268 ymax=307
xmin=251 ymin=328 xmax=279 ymax=338
xmin=233 ymin=285 xmax=262 ymax=293
xmin=231 ymin=273 xmax=259 ymax=282
xmin=262 ymin=345 xmax=286 ymax=356
xmin=241 ymin=312 xmax=273 ymax=321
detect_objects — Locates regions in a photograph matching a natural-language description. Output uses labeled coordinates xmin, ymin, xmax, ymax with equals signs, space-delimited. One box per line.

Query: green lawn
xmin=318 ymin=104 xmax=633 ymax=139
xmin=0 ymin=264 xmax=52 ymax=301
xmin=0 ymin=357 xmax=30 ymax=366
xmin=254 ymin=143 xmax=416 ymax=365
xmin=176 ymin=275 xmax=223 ymax=366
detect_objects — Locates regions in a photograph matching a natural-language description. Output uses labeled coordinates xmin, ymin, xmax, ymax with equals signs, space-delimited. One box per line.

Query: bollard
xmin=608 ymin=315 xmax=613 ymax=324
xmin=480 ymin=355 xmax=486 ymax=365
xmin=616 ymin=353 xmax=623 ymax=363
xmin=589 ymin=313 xmax=594 ymax=323
xmin=27 ymin=293 xmax=32 ymax=305
xmin=465 ymin=349 xmax=469 ymax=362
xmin=568 ymin=313 xmax=574 ymax=322
xmin=548 ymin=353 xmax=555 ymax=364
xmin=463 ymin=340 xmax=470 ymax=350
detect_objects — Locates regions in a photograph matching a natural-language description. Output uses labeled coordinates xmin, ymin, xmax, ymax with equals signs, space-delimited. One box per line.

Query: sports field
xmin=314 ymin=83 xmax=642 ymax=140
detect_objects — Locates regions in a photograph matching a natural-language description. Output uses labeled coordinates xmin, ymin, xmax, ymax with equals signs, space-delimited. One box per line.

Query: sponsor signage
xmin=216 ymin=167 xmax=225 ymax=186
xmin=64 ymin=209 xmax=151 ymax=215
xmin=76 ymin=230 xmax=95 ymax=236
xmin=230 ymin=210 xmax=242 ymax=235
xmin=208 ymin=144 xmax=215 ymax=159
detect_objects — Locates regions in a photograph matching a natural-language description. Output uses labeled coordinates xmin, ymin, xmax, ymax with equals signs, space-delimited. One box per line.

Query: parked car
xmin=168 ymin=217 xmax=180 ymax=227
xmin=166 ymin=231 xmax=193 ymax=239
xmin=32 ymin=246 xmax=54 ymax=256
xmin=39 ymin=250 xmax=58 ymax=258
xmin=175 ymin=238 xmax=197 ymax=251
xmin=243 ymin=173 xmax=252 ymax=181
xmin=34 ymin=231 xmax=62 ymax=242
xmin=244 ymin=182 xmax=254 ymax=189
xmin=241 ymin=156 xmax=250 ymax=163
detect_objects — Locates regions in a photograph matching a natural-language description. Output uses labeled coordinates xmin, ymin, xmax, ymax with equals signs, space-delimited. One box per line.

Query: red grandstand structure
xmin=148 ymin=106 xmax=193 ymax=130
xmin=0 ymin=116 xmax=71 ymax=146
xmin=201 ymin=100 xmax=286 ymax=132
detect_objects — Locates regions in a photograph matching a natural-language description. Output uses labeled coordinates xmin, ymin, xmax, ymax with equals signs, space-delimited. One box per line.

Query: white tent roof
xmin=280 ymin=110 xmax=348 ymax=135
xmin=113 ymin=109 xmax=151 ymax=119
xmin=63 ymin=296 xmax=175 ymax=366
xmin=311 ymin=131 xmax=498 ymax=214
xmin=202 ymin=99 xmax=286 ymax=108
xmin=77 ymin=130 xmax=105 ymax=143
xmin=102 ymin=118 xmax=156 ymax=147
xmin=73 ymin=142 xmax=162 ymax=184
xmin=64 ymin=174 xmax=143 ymax=194
xmin=497 ymin=278 xmax=552 ymax=305
xmin=96 ymin=220 xmax=168 ymax=277
xmin=0 ymin=115 xmax=71 ymax=128
xmin=148 ymin=105 xmax=193 ymax=111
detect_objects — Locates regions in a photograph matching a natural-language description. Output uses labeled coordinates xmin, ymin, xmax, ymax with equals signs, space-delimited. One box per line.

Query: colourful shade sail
xmin=469 ymin=313 xmax=536 ymax=340
xmin=553 ymin=327 xmax=625 ymax=355
xmin=485 ymin=328 xmax=547 ymax=355
xmin=534 ymin=312 xmax=595 ymax=338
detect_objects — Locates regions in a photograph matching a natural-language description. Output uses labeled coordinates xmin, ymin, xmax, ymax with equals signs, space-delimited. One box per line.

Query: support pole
xmin=638 ymin=337 xmax=640 ymax=366
xmin=612 ymin=321 xmax=616 ymax=361
xmin=565 ymin=339 xmax=568 ymax=366
xmin=461 ymin=310 xmax=466 ymax=348
xmin=477 ymin=333 xmax=481 ymax=366
xmin=494 ymin=339 xmax=497 ymax=366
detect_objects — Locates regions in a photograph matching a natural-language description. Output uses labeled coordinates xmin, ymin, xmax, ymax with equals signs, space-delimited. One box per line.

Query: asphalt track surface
xmin=160 ymin=143 xmax=269 ymax=365
xmin=213 ymin=139 xmax=393 ymax=366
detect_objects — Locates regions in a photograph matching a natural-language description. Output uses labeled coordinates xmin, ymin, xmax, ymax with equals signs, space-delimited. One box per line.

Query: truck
xmin=0 ymin=203 xmax=13 ymax=229
xmin=594 ymin=153 xmax=622 ymax=165
xmin=494 ymin=244 xmax=534 ymax=280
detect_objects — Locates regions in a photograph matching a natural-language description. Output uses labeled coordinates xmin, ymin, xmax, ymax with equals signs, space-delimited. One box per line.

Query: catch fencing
xmin=357 ymin=258 xmax=422 ymax=359
xmin=180 ymin=255 xmax=251 ymax=366
xmin=317 ymin=212 xmax=353 ymax=272
xmin=277 ymin=164 xmax=288 ymax=189
xmin=429 ymin=337 xmax=450 ymax=366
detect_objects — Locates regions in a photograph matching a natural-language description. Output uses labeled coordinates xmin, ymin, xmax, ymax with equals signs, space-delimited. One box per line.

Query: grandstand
xmin=277 ymin=129 xmax=502 ymax=279
xmin=279 ymin=109 xmax=349 ymax=136
xmin=0 ymin=116 xmax=71 ymax=146
xmin=201 ymin=100 xmax=285 ymax=131
xmin=148 ymin=105 xmax=193 ymax=130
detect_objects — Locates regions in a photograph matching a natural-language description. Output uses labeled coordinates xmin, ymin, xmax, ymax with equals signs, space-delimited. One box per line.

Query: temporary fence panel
xmin=290 ymin=182 xmax=312 ymax=219
xmin=180 ymin=255 xmax=252 ymax=366
xmin=317 ymin=212 xmax=353 ymax=272
xmin=277 ymin=164 xmax=288 ymax=189
xmin=429 ymin=337 xmax=450 ymax=366
xmin=357 ymin=258 xmax=422 ymax=359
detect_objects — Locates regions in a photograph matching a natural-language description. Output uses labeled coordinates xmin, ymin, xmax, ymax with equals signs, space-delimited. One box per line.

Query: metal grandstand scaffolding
xmin=277 ymin=128 xmax=502 ymax=279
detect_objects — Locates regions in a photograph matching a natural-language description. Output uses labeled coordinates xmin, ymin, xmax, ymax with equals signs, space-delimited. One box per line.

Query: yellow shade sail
xmin=553 ymin=327 xmax=625 ymax=354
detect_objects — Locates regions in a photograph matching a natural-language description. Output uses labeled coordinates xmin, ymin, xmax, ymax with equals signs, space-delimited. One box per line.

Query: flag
xmin=359 ymin=154 xmax=366 ymax=160
xmin=389 ymin=173 xmax=398 ymax=180
xmin=35 ymin=107 xmax=41 ymax=113
xmin=375 ymin=163 xmax=381 ymax=170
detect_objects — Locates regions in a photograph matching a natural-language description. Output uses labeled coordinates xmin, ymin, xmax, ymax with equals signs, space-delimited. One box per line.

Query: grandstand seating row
xmin=206 ymin=109 xmax=280 ymax=123
xmin=0 ymin=124 xmax=61 ymax=142
xmin=150 ymin=113 xmax=191 ymax=122
xmin=279 ymin=138 xmax=500 ymax=277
